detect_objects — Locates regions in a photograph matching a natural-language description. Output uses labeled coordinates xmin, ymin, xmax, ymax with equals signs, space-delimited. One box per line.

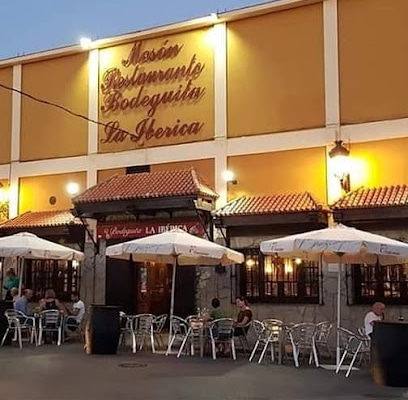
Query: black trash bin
xmin=372 ymin=321 xmax=408 ymax=387
xmin=88 ymin=305 xmax=120 ymax=355
xmin=0 ymin=300 xmax=14 ymax=345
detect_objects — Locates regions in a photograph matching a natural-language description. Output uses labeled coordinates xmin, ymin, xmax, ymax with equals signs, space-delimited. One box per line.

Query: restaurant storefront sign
xmin=98 ymin=29 xmax=214 ymax=152
xmin=97 ymin=219 xmax=205 ymax=240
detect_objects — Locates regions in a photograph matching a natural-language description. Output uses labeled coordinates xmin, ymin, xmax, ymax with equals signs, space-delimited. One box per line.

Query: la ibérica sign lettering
xmin=97 ymin=220 xmax=205 ymax=240
xmin=100 ymin=39 xmax=206 ymax=146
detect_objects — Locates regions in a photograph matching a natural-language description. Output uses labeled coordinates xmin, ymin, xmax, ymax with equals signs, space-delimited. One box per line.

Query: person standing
xmin=3 ymin=268 xmax=20 ymax=301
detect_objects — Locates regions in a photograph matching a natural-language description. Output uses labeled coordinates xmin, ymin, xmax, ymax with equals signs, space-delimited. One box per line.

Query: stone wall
xmin=196 ymin=263 xmax=406 ymax=339
xmin=80 ymin=240 xmax=106 ymax=307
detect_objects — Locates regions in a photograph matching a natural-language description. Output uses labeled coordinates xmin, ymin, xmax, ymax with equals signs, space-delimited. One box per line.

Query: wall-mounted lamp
xmin=66 ymin=182 xmax=80 ymax=196
xmin=222 ymin=170 xmax=237 ymax=185
xmin=80 ymin=37 xmax=92 ymax=50
xmin=329 ymin=140 xmax=351 ymax=193
xmin=0 ymin=183 xmax=9 ymax=221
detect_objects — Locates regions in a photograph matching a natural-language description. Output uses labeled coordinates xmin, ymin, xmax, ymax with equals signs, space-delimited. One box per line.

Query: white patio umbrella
xmin=106 ymin=228 xmax=244 ymax=339
xmin=0 ymin=232 xmax=84 ymax=296
xmin=260 ymin=223 xmax=408 ymax=366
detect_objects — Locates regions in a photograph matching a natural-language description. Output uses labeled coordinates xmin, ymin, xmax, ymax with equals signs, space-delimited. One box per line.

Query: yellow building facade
xmin=1 ymin=0 xmax=408 ymax=323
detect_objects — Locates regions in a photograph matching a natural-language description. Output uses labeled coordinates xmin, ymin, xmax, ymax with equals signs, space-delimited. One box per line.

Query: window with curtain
xmin=239 ymin=249 xmax=320 ymax=304
xmin=25 ymin=259 xmax=80 ymax=302
xmin=352 ymin=263 xmax=408 ymax=305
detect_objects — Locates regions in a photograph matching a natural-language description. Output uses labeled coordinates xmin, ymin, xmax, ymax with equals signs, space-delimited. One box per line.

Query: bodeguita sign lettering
xmin=100 ymin=39 xmax=206 ymax=147
xmin=97 ymin=220 xmax=205 ymax=240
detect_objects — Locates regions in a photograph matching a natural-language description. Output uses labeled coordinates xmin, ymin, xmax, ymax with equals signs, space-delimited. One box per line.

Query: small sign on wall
xmin=327 ymin=263 xmax=340 ymax=273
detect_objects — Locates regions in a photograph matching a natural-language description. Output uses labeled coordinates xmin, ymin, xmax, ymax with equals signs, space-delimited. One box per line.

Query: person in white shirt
xmin=65 ymin=292 xmax=85 ymax=331
xmin=364 ymin=302 xmax=385 ymax=337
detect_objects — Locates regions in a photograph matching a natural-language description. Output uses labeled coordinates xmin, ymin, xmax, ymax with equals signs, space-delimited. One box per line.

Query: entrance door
xmin=135 ymin=263 xmax=196 ymax=317
xmin=136 ymin=263 xmax=171 ymax=315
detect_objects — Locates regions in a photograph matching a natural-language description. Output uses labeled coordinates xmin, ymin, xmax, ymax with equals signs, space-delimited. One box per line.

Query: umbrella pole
xmin=168 ymin=258 xmax=177 ymax=349
xmin=18 ymin=257 xmax=24 ymax=297
xmin=336 ymin=261 xmax=342 ymax=368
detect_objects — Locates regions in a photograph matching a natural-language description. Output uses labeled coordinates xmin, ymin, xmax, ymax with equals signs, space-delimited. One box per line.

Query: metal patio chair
xmin=1 ymin=309 xmax=36 ymax=349
xmin=132 ymin=313 xmax=156 ymax=353
xmin=256 ymin=319 xmax=284 ymax=364
xmin=153 ymin=314 xmax=168 ymax=349
xmin=38 ymin=310 xmax=63 ymax=346
xmin=209 ymin=318 xmax=236 ymax=360
xmin=165 ymin=316 xmax=189 ymax=356
xmin=288 ymin=322 xmax=319 ymax=367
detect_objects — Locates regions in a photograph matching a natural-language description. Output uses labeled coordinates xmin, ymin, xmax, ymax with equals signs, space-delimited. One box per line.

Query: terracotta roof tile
xmin=74 ymin=168 xmax=218 ymax=204
xmin=0 ymin=210 xmax=81 ymax=229
xmin=331 ymin=185 xmax=408 ymax=209
xmin=214 ymin=192 xmax=324 ymax=217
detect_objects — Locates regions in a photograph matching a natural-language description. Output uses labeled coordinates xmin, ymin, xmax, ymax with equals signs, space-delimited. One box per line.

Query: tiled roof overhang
xmin=332 ymin=185 xmax=408 ymax=224
xmin=214 ymin=192 xmax=328 ymax=228
xmin=73 ymin=169 xmax=218 ymax=218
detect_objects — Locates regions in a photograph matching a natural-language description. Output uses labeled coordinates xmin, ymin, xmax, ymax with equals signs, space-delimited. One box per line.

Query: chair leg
xmin=57 ymin=329 xmax=62 ymax=346
xmin=177 ymin=331 xmax=190 ymax=358
xmin=292 ymin=345 xmax=300 ymax=368
xmin=312 ymin=342 xmax=320 ymax=368
xmin=165 ymin=334 xmax=177 ymax=356
xmin=258 ymin=341 xmax=269 ymax=364
xmin=38 ymin=328 xmax=42 ymax=346
xmin=211 ymin=337 xmax=217 ymax=360
xmin=231 ymin=339 xmax=236 ymax=360
xmin=150 ymin=329 xmax=156 ymax=354
xmin=336 ymin=348 xmax=349 ymax=374
xmin=17 ymin=328 xmax=22 ymax=349
xmin=1 ymin=328 xmax=10 ymax=346
xmin=131 ymin=332 xmax=137 ymax=354
xmin=346 ymin=342 xmax=363 ymax=378
xmin=271 ymin=343 xmax=275 ymax=362
xmin=249 ymin=340 xmax=259 ymax=362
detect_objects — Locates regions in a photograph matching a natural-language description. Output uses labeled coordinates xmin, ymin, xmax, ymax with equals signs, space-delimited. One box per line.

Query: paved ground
xmin=0 ymin=343 xmax=407 ymax=400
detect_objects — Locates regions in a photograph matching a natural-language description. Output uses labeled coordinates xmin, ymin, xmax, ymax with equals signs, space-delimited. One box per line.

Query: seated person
xmin=234 ymin=296 xmax=252 ymax=336
xmin=364 ymin=302 xmax=385 ymax=337
xmin=14 ymin=289 xmax=33 ymax=315
xmin=65 ymin=292 xmax=85 ymax=330
xmin=11 ymin=287 xmax=20 ymax=304
xmin=203 ymin=298 xmax=227 ymax=322
xmin=39 ymin=289 xmax=62 ymax=311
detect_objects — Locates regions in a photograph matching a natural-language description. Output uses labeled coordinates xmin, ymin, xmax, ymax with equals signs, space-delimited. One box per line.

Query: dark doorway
xmin=136 ymin=263 xmax=196 ymax=317
xmin=105 ymin=257 xmax=136 ymax=314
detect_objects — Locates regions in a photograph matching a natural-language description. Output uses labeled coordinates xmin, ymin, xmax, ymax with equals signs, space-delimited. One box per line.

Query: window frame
xmin=24 ymin=259 xmax=80 ymax=302
xmin=238 ymin=249 xmax=320 ymax=304
xmin=352 ymin=263 xmax=408 ymax=305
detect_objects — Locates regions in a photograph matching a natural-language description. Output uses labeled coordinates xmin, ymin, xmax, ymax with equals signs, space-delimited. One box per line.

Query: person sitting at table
xmin=364 ymin=302 xmax=385 ymax=337
xmin=11 ymin=287 xmax=20 ymax=304
xmin=203 ymin=298 xmax=227 ymax=322
xmin=234 ymin=296 xmax=253 ymax=337
xmin=14 ymin=289 xmax=33 ymax=315
xmin=64 ymin=291 xmax=86 ymax=330
xmin=39 ymin=288 xmax=62 ymax=311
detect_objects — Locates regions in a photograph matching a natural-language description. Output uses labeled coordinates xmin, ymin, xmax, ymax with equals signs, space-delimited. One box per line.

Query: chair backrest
xmin=41 ymin=310 xmax=61 ymax=327
xmin=252 ymin=320 xmax=266 ymax=337
xmin=263 ymin=319 xmax=284 ymax=341
xmin=210 ymin=318 xmax=235 ymax=339
xmin=337 ymin=327 xmax=361 ymax=353
xmin=170 ymin=316 xmax=188 ymax=335
xmin=290 ymin=323 xmax=317 ymax=346
xmin=153 ymin=314 xmax=168 ymax=333
xmin=135 ymin=313 xmax=154 ymax=331
xmin=315 ymin=321 xmax=332 ymax=343
xmin=4 ymin=309 xmax=20 ymax=328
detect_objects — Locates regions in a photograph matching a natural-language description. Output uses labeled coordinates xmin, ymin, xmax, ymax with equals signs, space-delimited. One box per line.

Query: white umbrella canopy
xmin=106 ymin=228 xmax=244 ymax=344
xmin=260 ymin=224 xmax=408 ymax=265
xmin=260 ymin=223 xmax=408 ymax=367
xmin=0 ymin=232 xmax=84 ymax=297
xmin=106 ymin=228 xmax=244 ymax=266
xmin=0 ymin=232 xmax=84 ymax=260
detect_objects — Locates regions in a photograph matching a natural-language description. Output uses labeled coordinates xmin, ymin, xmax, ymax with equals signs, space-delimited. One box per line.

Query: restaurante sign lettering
xmin=100 ymin=39 xmax=206 ymax=146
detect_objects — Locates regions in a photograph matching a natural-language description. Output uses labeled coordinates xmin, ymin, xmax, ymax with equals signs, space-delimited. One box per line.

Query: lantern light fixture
xmin=329 ymin=140 xmax=351 ymax=193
